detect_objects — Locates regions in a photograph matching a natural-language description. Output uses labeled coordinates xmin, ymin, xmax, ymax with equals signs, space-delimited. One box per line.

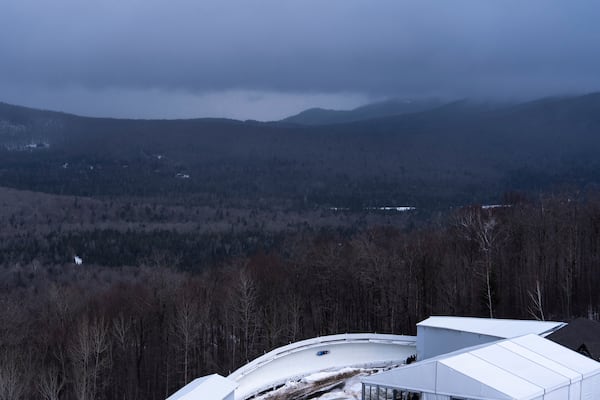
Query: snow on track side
xmin=228 ymin=333 xmax=416 ymax=400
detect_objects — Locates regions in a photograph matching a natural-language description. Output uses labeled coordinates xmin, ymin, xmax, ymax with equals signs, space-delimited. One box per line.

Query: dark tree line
xmin=0 ymin=229 xmax=281 ymax=270
xmin=1 ymin=193 xmax=599 ymax=399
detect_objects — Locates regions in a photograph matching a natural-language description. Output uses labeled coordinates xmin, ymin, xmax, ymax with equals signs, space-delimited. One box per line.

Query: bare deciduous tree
xmin=0 ymin=350 xmax=26 ymax=400
xmin=234 ymin=269 xmax=258 ymax=362
xmin=38 ymin=364 xmax=65 ymax=400
xmin=69 ymin=315 xmax=110 ymax=400
xmin=456 ymin=207 xmax=505 ymax=318
xmin=527 ymin=280 xmax=545 ymax=321
xmin=170 ymin=296 xmax=201 ymax=384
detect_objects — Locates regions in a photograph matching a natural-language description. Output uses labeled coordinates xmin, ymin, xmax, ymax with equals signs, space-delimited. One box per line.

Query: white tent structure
xmin=166 ymin=374 xmax=237 ymax=400
xmin=417 ymin=316 xmax=565 ymax=360
xmin=362 ymin=334 xmax=600 ymax=400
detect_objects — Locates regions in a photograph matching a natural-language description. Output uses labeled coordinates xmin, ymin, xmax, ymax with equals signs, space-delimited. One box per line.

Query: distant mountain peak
xmin=280 ymin=98 xmax=447 ymax=125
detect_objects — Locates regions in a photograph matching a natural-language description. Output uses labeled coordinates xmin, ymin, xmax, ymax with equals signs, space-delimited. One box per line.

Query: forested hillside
xmin=2 ymin=94 xmax=600 ymax=208
xmin=1 ymin=194 xmax=599 ymax=399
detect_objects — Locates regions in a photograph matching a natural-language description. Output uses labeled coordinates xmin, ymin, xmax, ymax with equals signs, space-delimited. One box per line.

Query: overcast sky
xmin=1 ymin=0 xmax=600 ymax=120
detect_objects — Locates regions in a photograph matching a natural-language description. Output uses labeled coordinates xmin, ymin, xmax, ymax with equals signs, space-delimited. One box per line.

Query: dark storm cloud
xmin=1 ymin=0 xmax=600 ymax=118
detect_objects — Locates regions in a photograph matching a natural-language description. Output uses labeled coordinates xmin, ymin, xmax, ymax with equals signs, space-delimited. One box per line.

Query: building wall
xmin=423 ymin=395 xmax=450 ymax=400
xmin=581 ymin=372 xmax=600 ymax=400
xmin=417 ymin=326 xmax=500 ymax=360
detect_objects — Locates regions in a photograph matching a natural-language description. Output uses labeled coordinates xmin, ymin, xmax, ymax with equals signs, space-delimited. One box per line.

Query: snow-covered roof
xmin=363 ymin=334 xmax=600 ymax=400
xmin=417 ymin=316 xmax=565 ymax=338
xmin=166 ymin=374 xmax=237 ymax=400
xmin=510 ymin=334 xmax=600 ymax=378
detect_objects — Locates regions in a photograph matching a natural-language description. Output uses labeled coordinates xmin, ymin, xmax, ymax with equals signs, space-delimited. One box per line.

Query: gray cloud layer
xmin=2 ymin=0 xmax=600 ymax=118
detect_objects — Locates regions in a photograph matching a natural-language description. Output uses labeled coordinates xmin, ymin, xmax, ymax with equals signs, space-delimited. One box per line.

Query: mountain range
xmin=1 ymin=94 xmax=600 ymax=208
xmin=281 ymin=98 xmax=446 ymax=125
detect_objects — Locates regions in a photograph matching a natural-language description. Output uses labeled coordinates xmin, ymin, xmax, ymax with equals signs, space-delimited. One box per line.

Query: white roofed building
xmin=166 ymin=374 xmax=237 ymax=400
xmin=416 ymin=316 xmax=565 ymax=360
xmin=362 ymin=334 xmax=600 ymax=400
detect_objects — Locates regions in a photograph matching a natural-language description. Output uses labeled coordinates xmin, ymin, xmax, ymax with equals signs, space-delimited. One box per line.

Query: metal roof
xmin=364 ymin=334 xmax=600 ymax=400
xmin=417 ymin=316 xmax=565 ymax=338
xmin=166 ymin=374 xmax=237 ymax=400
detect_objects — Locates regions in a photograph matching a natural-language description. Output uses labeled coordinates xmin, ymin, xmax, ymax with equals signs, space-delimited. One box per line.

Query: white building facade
xmin=416 ymin=316 xmax=565 ymax=360
xmin=363 ymin=333 xmax=600 ymax=400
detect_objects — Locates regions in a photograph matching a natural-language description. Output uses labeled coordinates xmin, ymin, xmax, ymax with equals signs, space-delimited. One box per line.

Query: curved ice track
xmin=228 ymin=333 xmax=416 ymax=400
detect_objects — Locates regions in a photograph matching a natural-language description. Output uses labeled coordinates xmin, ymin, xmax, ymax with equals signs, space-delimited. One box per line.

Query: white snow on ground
xmin=481 ymin=204 xmax=510 ymax=209
xmin=329 ymin=206 xmax=416 ymax=212
xmin=254 ymin=368 xmax=366 ymax=400
xmin=365 ymin=206 xmax=416 ymax=212
xmin=303 ymin=367 xmax=358 ymax=383
xmin=253 ymin=367 xmax=383 ymax=400
xmin=311 ymin=372 xmax=365 ymax=400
